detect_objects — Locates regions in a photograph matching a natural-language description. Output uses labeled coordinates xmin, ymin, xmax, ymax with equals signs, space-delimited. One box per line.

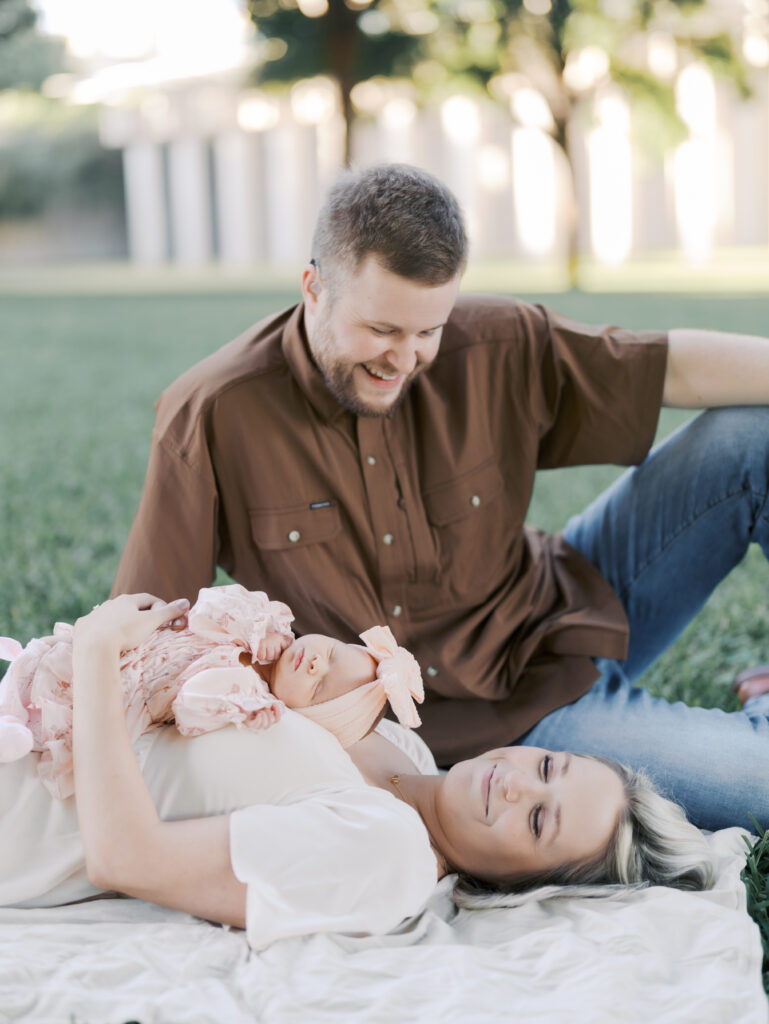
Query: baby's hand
xmin=257 ymin=631 xmax=292 ymax=664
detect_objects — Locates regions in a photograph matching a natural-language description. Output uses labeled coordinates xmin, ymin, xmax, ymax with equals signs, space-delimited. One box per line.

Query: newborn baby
xmin=0 ymin=585 xmax=424 ymax=799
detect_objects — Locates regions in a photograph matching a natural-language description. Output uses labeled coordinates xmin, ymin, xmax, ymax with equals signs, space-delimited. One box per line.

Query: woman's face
xmin=434 ymin=747 xmax=626 ymax=882
xmin=270 ymin=634 xmax=378 ymax=708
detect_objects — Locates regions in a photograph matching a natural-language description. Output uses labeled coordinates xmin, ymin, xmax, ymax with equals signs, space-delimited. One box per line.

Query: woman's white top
xmin=0 ymin=708 xmax=438 ymax=950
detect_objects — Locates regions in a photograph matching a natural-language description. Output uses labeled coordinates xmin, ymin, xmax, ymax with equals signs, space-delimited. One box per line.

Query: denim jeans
xmin=517 ymin=406 xmax=769 ymax=830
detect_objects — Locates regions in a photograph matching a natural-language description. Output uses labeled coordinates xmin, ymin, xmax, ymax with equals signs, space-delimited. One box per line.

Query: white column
xmin=440 ymin=97 xmax=481 ymax=246
xmin=122 ymin=142 xmax=168 ymax=265
xmin=167 ymin=137 xmax=213 ymax=265
xmin=213 ymin=131 xmax=263 ymax=266
xmin=263 ymin=122 xmax=316 ymax=266
xmin=732 ymin=73 xmax=769 ymax=246
xmin=377 ymin=98 xmax=416 ymax=164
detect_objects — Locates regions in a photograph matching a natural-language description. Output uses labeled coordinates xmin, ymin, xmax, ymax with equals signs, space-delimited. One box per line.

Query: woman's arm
xmin=72 ymin=594 xmax=247 ymax=926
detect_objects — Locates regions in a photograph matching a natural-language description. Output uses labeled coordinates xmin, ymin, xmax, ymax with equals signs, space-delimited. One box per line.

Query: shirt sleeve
xmin=513 ymin=302 xmax=669 ymax=469
xmin=112 ymin=428 xmax=219 ymax=603
xmin=229 ymin=787 xmax=437 ymax=950
xmin=188 ymin=585 xmax=294 ymax=661
xmin=172 ymin=665 xmax=283 ymax=737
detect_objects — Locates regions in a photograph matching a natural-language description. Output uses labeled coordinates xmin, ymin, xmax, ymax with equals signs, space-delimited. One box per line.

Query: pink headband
xmin=296 ymin=625 xmax=424 ymax=748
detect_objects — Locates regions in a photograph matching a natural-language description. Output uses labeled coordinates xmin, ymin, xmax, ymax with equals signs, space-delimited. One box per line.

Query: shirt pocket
xmin=249 ymin=502 xmax=341 ymax=551
xmin=420 ymin=459 xmax=510 ymax=602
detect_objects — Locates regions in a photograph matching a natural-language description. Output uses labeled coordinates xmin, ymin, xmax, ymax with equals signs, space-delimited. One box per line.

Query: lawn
xmin=2 ymin=285 xmax=769 ymax=720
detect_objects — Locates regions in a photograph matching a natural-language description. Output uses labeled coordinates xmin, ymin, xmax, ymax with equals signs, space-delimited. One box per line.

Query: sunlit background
xmin=2 ymin=0 xmax=769 ymax=284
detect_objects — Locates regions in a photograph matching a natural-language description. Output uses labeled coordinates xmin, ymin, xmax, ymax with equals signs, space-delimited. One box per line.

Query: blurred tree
xmin=0 ymin=0 xmax=67 ymax=91
xmin=247 ymin=0 xmax=425 ymax=162
xmin=248 ymin=0 xmax=751 ymax=280
xmin=423 ymin=0 xmax=750 ymax=281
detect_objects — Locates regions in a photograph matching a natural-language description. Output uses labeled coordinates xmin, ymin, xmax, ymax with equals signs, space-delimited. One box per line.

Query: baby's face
xmin=270 ymin=634 xmax=378 ymax=708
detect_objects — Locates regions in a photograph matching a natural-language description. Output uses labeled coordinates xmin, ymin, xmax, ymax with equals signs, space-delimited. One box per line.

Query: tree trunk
xmin=553 ymin=113 xmax=580 ymax=290
xmin=324 ymin=6 xmax=357 ymax=167
xmin=339 ymin=77 xmax=354 ymax=166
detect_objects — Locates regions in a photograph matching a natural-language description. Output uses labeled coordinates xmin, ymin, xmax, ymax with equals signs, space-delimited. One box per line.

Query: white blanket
xmin=0 ymin=828 xmax=765 ymax=1024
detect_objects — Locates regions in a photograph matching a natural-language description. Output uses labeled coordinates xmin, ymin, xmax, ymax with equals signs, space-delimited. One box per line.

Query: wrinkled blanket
xmin=0 ymin=828 xmax=765 ymax=1024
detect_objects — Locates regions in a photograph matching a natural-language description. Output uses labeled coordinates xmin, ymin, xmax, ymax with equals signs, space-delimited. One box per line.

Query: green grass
xmin=3 ymin=284 xmax=769 ymax=993
xmin=743 ymin=822 xmax=769 ymax=994
xmin=2 ymin=287 xmax=769 ymax=717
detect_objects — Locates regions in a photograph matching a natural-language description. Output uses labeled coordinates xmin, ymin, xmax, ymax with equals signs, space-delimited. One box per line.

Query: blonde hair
xmin=452 ymin=755 xmax=715 ymax=911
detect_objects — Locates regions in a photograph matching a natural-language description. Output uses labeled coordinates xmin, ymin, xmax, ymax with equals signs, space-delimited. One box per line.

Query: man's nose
xmin=386 ymin=337 xmax=418 ymax=375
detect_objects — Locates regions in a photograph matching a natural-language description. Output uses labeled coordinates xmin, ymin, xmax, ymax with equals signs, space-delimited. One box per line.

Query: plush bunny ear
xmin=0 ymin=637 xmax=23 ymax=663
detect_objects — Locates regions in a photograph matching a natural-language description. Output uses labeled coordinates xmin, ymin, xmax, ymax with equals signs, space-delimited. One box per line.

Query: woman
xmin=0 ymin=595 xmax=714 ymax=950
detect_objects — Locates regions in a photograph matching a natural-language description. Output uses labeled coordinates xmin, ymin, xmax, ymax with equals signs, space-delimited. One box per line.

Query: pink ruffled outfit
xmin=0 ymin=586 xmax=293 ymax=799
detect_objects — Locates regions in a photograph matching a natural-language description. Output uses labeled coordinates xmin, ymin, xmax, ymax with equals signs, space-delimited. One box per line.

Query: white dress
xmin=0 ymin=704 xmax=438 ymax=950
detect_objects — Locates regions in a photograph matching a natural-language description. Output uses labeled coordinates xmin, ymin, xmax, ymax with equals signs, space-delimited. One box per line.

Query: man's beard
xmin=310 ymin=317 xmax=429 ymax=418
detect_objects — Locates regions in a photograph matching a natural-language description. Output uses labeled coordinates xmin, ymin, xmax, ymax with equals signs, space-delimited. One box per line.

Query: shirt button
xmin=426 ymin=666 xmax=438 ymax=677
xmin=391 ymin=605 xmax=402 ymax=617
xmin=470 ymin=494 xmax=481 ymax=508
xmin=367 ymin=455 xmax=377 ymax=466
xmin=287 ymin=530 xmax=301 ymax=543
xmin=383 ymin=533 xmax=395 ymax=545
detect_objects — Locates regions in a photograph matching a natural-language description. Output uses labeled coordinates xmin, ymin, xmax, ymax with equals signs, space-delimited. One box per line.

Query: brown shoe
xmin=732 ymin=665 xmax=769 ymax=707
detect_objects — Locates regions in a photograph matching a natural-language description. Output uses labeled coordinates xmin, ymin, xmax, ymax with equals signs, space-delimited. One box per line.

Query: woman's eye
xmin=541 ymin=755 xmax=552 ymax=781
xmin=532 ymin=804 xmax=543 ymax=838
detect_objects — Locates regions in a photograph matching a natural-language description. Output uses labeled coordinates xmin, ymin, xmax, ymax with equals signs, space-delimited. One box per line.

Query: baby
xmin=0 ymin=584 xmax=424 ymax=800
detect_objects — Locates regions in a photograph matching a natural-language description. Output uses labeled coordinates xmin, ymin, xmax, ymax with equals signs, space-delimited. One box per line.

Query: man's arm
xmin=112 ymin=435 xmax=218 ymax=602
xmin=664 ymin=328 xmax=769 ymax=408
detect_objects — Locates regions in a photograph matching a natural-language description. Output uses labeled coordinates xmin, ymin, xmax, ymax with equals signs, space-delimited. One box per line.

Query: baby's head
xmin=271 ymin=634 xmax=377 ymax=708
xmin=270 ymin=626 xmax=424 ymax=747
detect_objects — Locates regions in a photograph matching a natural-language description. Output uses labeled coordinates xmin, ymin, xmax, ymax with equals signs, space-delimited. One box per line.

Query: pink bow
xmin=359 ymin=625 xmax=424 ymax=729
xmin=0 ymin=637 xmax=23 ymax=663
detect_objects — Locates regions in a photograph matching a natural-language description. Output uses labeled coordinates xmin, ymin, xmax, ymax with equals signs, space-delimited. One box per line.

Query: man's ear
xmin=301 ymin=261 xmax=321 ymax=305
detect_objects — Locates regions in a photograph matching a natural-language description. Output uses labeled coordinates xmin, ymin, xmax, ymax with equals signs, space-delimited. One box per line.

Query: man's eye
xmin=371 ymin=327 xmax=390 ymax=336
xmin=541 ymin=755 xmax=552 ymax=781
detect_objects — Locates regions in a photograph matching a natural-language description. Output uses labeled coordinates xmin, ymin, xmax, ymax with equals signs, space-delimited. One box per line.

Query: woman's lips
xmin=293 ymin=648 xmax=304 ymax=672
xmin=483 ymin=765 xmax=496 ymax=818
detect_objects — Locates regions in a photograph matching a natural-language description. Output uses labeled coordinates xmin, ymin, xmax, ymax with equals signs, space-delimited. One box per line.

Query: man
xmin=114 ymin=163 xmax=769 ymax=830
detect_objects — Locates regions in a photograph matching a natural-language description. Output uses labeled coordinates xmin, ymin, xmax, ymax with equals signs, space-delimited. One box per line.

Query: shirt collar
xmin=282 ymin=301 xmax=352 ymax=424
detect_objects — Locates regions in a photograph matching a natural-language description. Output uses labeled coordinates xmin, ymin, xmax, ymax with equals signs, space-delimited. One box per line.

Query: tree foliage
xmin=0 ymin=0 xmax=67 ymax=92
xmin=247 ymin=0 xmax=750 ymax=155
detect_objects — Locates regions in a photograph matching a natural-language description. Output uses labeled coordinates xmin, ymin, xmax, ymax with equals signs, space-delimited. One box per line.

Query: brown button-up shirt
xmin=113 ymin=296 xmax=668 ymax=764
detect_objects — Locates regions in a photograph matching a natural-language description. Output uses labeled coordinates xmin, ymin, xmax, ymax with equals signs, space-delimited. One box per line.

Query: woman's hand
xmin=73 ymin=593 xmax=190 ymax=656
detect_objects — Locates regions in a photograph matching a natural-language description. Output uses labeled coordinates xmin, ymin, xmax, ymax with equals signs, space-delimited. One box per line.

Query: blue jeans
xmin=517 ymin=406 xmax=769 ymax=831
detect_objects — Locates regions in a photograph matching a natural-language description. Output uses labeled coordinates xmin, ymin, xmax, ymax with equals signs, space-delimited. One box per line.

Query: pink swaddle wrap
xmin=0 ymin=598 xmax=425 ymax=794
xmin=0 ymin=586 xmax=293 ymax=798
xmin=297 ymin=625 xmax=424 ymax=747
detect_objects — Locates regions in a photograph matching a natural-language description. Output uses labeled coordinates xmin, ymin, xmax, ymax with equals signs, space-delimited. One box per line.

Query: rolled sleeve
xmin=112 ymin=432 xmax=219 ymax=603
xmin=229 ymin=787 xmax=437 ymax=950
xmin=519 ymin=304 xmax=668 ymax=469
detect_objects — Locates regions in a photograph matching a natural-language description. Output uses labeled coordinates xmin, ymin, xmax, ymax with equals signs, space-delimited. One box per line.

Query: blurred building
xmin=93 ymin=65 xmax=769 ymax=271
xmin=7 ymin=0 xmax=769 ymax=269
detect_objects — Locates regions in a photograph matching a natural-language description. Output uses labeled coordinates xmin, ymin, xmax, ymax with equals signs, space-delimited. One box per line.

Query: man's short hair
xmin=311 ymin=163 xmax=468 ymax=292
